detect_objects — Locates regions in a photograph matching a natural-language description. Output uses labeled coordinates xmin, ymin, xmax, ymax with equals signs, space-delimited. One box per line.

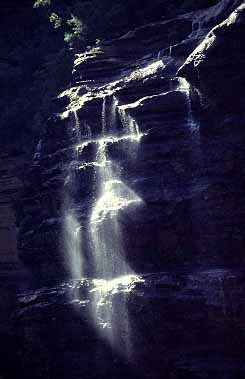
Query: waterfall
xmin=177 ymin=77 xmax=202 ymax=162
xmin=83 ymin=121 xmax=92 ymax=139
xmin=63 ymin=158 xmax=83 ymax=279
xmin=63 ymin=111 xmax=84 ymax=279
xmin=73 ymin=110 xmax=82 ymax=142
xmin=87 ymin=97 xmax=143 ymax=352
xmin=101 ymin=95 xmax=118 ymax=135
xmin=102 ymin=96 xmax=107 ymax=135
xmin=64 ymin=96 xmax=143 ymax=354
xmin=90 ymin=137 xmax=141 ymax=279
xmin=109 ymin=96 xmax=119 ymax=131
xmin=118 ymin=107 xmax=141 ymax=140
xmin=64 ymin=209 xmax=82 ymax=279
xmin=33 ymin=139 xmax=42 ymax=161
xmin=177 ymin=77 xmax=199 ymax=132
xmin=177 ymin=77 xmax=204 ymax=254
xmin=71 ymin=96 xmax=143 ymax=280
xmin=90 ymin=275 xmax=140 ymax=356
xmin=118 ymin=106 xmax=142 ymax=160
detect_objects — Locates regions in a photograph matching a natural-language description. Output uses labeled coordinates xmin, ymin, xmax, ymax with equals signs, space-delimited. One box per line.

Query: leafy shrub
xmin=34 ymin=0 xmax=51 ymax=8
xmin=64 ymin=14 xmax=87 ymax=47
xmin=49 ymin=13 xmax=62 ymax=29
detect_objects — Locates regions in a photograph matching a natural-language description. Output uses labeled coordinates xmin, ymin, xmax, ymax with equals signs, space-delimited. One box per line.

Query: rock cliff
xmin=3 ymin=1 xmax=245 ymax=378
xmin=17 ymin=0 xmax=245 ymax=280
xmin=9 ymin=269 xmax=245 ymax=379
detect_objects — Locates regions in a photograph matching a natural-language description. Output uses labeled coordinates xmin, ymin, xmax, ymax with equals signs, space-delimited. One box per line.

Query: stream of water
xmin=62 ymin=96 xmax=144 ymax=354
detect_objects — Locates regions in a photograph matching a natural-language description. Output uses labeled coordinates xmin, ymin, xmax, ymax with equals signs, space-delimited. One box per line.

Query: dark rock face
xmin=8 ymin=1 xmax=245 ymax=379
xmin=17 ymin=0 xmax=245 ymax=278
xmin=0 ymin=151 xmax=30 ymax=351
xmin=179 ymin=2 xmax=245 ymax=114
xmin=6 ymin=269 xmax=245 ymax=379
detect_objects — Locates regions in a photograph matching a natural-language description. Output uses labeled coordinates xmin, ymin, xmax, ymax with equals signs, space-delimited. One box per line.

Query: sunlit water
xmin=56 ymin=2 xmax=242 ymax=366
xmin=177 ymin=77 xmax=199 ymax=133
xmin=64 ymin=211 xmax=82 ymax=279
xmin=90 ymin=274 xmax=144 ymax=356
xmin=63 ymin=95 xmax=144 ymax=357
xmin=63 ymin=72 xmax=206 ymax=359
xmin=177 ymin=77 xmax=205 ymax=255
xmin=102 ymin=96 xmax=107 ymax=135
xmin=90 ymin=101 xmax=143 ymax=279
xmin=177 ymin=76 xmax=202 ymax=158
xmin=83 ymin=121 xmax=92 ymax=139
xmin=33 ymin=139 xmax=42 ymax=161
xmin=118 ymin=108 xmax=140 ymax=137
xmin=63 ymin=112 xmax=84 ymax=279
xmin=73 ymin=109 xmax=82 ymax=142
xmin=86 ymin=99 xmax=143 ymax=358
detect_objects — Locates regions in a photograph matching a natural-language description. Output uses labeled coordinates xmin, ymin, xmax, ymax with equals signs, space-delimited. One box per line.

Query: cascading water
xmin=177 ymin=76 xmax=203 ymax=166
xmin=83 ymin=121 xmax=92 ymax=139
xmin=90 ymin=140 xmax=129 ymax=279
xmin=63 ymin=97 xmax=143 ymax=353
xmin=102 ymin=96 xmax=107 ymax=135
xmin=62 ymin=111 xmax=83 ymax=279
xmin=118 ymin=107 xmax=141 ymax=141
xmin=177 ymin=76 xmax=204 ymax=254
xmin=109 ymin=96 xmax=119 ymax=132
xmin=90 ymin=98 xmax=142 ymax=279
xmin=90 ymin=274 xmax=141 ymax=357
xmin=87 ymin=98 xmax=143 ymax=351
xmin=63 ymin=206 xmax=82 ymax=279
xmin=118 ymin=106 xmax=142 ymax=159
xmin=64 ymin=73 xmax=203 ymax=357
xmin=101 ymin=95 xmax=118 ymax=135
xmin=73 ymin=109 xmax=82 ymax=142
xmin=177 ymin=77 xmax=199 ymax=132
xmin=33 ymin=139 xmax=42 ymax=161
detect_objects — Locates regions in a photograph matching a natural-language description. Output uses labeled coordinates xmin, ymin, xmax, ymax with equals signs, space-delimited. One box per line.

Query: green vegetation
xmin=34 ymin=0 xmax=51 ymax=8
xmin=33 ymin=1 xmax=88 ymax=49
xmin=0 ymin=0 xmax=219 ymax=152
xmin=49 ymin=13 xmax=62 ymax=29
xmin=33 ymin=0 xmax=168 ymax=50
xmin=64 ymin=15 xmax=87 ymax=48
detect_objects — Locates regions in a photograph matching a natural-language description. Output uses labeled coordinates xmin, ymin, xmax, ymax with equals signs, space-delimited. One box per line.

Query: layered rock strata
xmin=18 ymin=0 xmax=245 ymax=279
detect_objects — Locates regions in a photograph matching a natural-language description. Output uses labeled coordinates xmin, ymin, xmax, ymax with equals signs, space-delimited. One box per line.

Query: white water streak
xmin=90 ymin=275 xmax=143 ymax=356
xmin=73 ymin=110 xmax=82 ymax=142
xmin=63 ymin=111 xmax=84 ymax=279
xmin=89 ymin=95 xmax=143 ymax=281
xmin=83 ymin=121 xmax=92 ymax=139
xmin=33 ymin=139 xmax=42 ymax=161
xmin=178 ymin=77 xmax=199 ymax=132
xmin=64 ymin=212 xmax=82 ymax=279
xmin=90 ymin=138 xmax=141 ymax=279
xmin=102 ymin=96 xmax=107 ymax=135
xmin=66 ymin=95 xmax=143 ymax=356
xmin=118 ymin=108 xmax=141 ymax=140
xmin=110 ymin=96 xmax=119 ymax=131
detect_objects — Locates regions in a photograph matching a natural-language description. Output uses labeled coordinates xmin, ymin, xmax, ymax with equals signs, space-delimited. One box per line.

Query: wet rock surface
xmin=17 ymin=0 xmax=245 ymax=278
xmin=8 ymin=2 xmax=245 ymax=378
xmin=179 ymin=2 xmax=245 ymax=114
xmin=4 ymin=269 xmax=245 ymax=379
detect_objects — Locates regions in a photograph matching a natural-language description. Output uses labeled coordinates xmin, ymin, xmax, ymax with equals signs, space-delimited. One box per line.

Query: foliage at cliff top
xmin=34 ymin=0 xmax=51 ymax=7
xmin=33 ymin=0 xmax=220 ymax=49
xmin=0 ymin=0 xmax=219 ymax=153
